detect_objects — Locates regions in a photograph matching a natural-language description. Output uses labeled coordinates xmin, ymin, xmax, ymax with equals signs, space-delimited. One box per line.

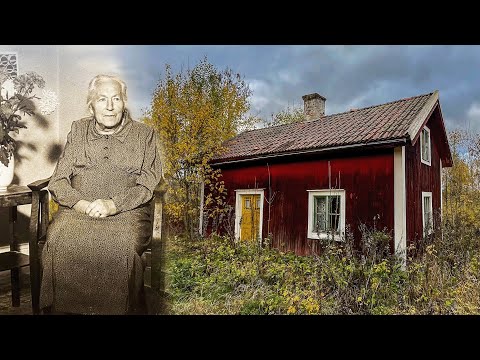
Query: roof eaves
xmin=211 ymin=137 xmax=408 ymax=166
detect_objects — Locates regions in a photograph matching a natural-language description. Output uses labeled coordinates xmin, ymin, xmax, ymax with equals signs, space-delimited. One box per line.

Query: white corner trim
xmin=306 ymin=189 xmax=346 ymax=241
xmin=234 ymin=189 xmax=265 ymax=242
xmin=407 ymin=90 xmax=438 ymax=143
xmin=440 ymin=159 xmax=443 ymax=219
xmin=394 ymin=146 xmax=406 ymax=264
xmin=0 ymin=243 xmax=30 ymax=256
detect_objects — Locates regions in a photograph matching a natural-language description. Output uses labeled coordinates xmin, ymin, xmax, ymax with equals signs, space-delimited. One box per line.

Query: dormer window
xmin=420 ymin=126 xmax=431 ymax=166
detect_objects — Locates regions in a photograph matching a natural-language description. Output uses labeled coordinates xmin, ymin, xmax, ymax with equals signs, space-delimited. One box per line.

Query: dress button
xmin=104 ymin=146 xmax=108 ymax=150
xmin=104 ymin=156 xmax=109 ymax=160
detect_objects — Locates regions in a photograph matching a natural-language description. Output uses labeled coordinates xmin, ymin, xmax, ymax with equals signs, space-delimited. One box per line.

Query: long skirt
xmin=39 ymin=204 xmax=152 ymax=315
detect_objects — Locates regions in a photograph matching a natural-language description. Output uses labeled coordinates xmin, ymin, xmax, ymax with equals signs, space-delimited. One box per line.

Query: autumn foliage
xmin=145 ymin=58 xmax=255 ymax=239
xmin=443 ymin=129 xmax=480 ymax=232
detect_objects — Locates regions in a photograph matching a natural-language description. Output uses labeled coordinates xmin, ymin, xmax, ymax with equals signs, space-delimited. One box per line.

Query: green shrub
xmin=164 ymin=223 xmax=480 ymax=315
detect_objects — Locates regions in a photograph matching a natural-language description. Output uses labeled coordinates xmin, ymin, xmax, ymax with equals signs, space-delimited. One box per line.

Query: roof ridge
xmin=308 ymin=91 xmax=435 ymax=121
xmin=240 ymin=91 xmax=435 ymax=134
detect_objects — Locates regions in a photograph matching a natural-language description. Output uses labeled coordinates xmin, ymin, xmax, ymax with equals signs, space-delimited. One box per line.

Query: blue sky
xmin=69 ymin=45 xmax=480 ymax=133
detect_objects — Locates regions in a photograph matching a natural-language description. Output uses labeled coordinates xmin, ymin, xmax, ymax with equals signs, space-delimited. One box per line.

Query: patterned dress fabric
xmin=40 ymin=113 xmax=162 ymax=314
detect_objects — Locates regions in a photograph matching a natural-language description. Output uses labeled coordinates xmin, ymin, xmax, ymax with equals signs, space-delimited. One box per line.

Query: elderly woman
xmin=40 ymin=74 xmax=162 ymax=314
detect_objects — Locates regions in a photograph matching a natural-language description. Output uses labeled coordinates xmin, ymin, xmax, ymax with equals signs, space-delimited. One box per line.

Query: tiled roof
xmin=212 ymin=92 xmax=435 ymax=162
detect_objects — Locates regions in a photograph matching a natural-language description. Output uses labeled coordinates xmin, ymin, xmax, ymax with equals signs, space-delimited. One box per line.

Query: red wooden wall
xmin=209 ymin=149 xmax=395 ymax=255
xmin=405 ymin=109 xmax=443 ymax=246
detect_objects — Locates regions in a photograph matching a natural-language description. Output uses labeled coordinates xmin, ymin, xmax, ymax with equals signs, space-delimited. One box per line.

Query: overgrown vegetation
xmin=164 ymin=223 xmax=479 ymax=315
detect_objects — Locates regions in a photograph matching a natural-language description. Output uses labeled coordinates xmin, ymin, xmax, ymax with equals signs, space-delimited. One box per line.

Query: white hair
xmin=86 ymin=74 xmax=128 ymax=111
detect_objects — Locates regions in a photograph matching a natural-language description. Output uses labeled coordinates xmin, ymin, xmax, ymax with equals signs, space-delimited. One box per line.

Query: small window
xmin=307 ymin=190 xmax=345 ymax=240
xmin=420 ymin=126 xmax=431 ymax=166
xmin=422 ymin=192 xmax=433 ymax=236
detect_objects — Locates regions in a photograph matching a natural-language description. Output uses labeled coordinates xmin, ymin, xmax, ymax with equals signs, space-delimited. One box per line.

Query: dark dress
xmin=40 ymin=113 xmax=162 ymax=314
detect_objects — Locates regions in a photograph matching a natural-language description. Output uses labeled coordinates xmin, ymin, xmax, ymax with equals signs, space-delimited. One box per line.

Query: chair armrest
xmin=27 ymin=177 xmax=52 ymax=191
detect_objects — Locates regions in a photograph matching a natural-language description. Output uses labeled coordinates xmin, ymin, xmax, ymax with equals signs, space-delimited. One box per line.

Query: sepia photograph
xmin=0 ymin=45 xmax=479 ymax=315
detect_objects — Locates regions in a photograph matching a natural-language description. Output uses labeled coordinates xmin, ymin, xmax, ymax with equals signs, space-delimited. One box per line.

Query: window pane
xmin=329 ymin=196 xmax=340 ymax=214
xmin=314 ymin=196 xmax=326 ymax=233
xmin=328 ymin=196 xmax=341 ymax=233
xmin=427 ymin=134 xmax=431 ymax=161
xmin=245 ymin=199 xmax=250 ymax=209
xmin=329 ymin=214 xmax=340 ymax=232
xmin=423 ymin=201 xmax=427 ymax=227
xmin=426 ymin=134 xmax=430 ymax=161
xmin=422 ymin=130 xmax=426 ymax=159
xmin=422 ymin=129 xmax=430 ymax=162
xmin=424 ymin=196 xmax=432 ymax=232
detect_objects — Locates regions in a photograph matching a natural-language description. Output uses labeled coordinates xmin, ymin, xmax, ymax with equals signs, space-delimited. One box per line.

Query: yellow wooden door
xmin=240 ymin=194 xmax=261 ymax=241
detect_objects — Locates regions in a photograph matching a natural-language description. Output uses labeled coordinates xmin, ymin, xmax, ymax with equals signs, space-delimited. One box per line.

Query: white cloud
xmin=278 ymin=69 xmax=300 ymax=85
xmin=343 ymin=93 xmax=370 ymax=112
xmin=466 ymin=102 xmax=480 ymax=133
xmin=248 ymin=78 xmax=273 ymax=116
xmin=467 ymin=102 xmax=480 ymax=118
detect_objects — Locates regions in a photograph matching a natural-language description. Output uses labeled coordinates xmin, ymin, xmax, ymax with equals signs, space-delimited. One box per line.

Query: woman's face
xmin=91 ymin=79 xmax=125 ymax=130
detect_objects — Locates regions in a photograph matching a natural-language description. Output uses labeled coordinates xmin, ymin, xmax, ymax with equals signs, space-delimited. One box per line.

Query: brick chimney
xmin=302 ymin=93 xmax=326 ymax=121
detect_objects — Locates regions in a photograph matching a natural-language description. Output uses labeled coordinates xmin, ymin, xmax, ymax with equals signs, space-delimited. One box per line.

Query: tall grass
xmin=164 ymin=223 xmax=479 ymax=315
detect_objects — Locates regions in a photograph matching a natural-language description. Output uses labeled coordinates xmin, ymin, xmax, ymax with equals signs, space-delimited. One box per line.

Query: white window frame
xmin=307 ymin=189 xmax=346 ymax=241
xmin=420 ymin=126 xmax=431 ymax=166
xmin=422 ymin=191 xmax=433 ymax=236
xmin=234 ymin=189 xmax=265 ymax=243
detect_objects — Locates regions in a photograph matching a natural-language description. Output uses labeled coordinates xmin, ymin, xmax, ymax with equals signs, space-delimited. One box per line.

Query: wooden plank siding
xmin=209 ymin=148 xmax=395 ymax=255
xmin=405 ymin=110 xmax=443 ymax=247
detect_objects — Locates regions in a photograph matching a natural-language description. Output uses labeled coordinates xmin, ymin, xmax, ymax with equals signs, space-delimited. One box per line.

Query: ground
xmin=0 ymin=267 xmax=32 ymax=315
xmin=0 ymin=267 xmax=168 ymax=315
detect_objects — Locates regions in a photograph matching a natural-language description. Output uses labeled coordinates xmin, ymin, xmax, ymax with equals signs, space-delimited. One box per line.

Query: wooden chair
xmin=0 ymin=184 xmax=48 ymax=312
xmin=27 ymin=177 xmax=166 ymax=314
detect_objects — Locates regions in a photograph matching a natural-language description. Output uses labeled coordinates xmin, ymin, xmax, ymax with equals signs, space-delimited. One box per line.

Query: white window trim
xmin=420 ymin=126 xmax=431 ymax=166
xmin=440 ymin=159 xmax=443 ymax=240
xmin=307 ymin=189 xmax=346 ymax=241
xmin=234 ymin=189 xmax=265 ymax=243
xmin=422 ymin=191 xmax=433 ymax=236
xmin=394 ymin=146 xmax=407 ymax=266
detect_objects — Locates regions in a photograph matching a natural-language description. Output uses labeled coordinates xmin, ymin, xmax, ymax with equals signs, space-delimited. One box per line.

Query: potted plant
xmin=0 ymin=69 xmax=46 ymax=191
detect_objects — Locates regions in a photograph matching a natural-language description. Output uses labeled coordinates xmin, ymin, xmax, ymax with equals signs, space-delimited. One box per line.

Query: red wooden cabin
xmin=204 ymin=91 xmax=452 ymax=259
